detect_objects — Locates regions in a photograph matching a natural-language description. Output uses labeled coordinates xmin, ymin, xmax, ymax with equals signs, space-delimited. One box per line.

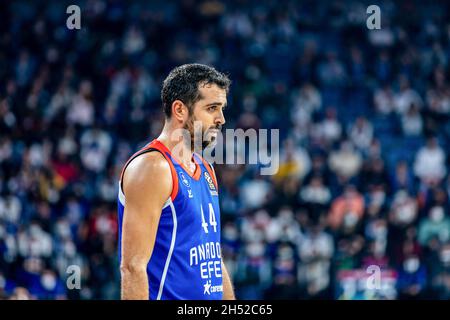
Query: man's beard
xmin=184 ymin=116 xmax=221 ymax=153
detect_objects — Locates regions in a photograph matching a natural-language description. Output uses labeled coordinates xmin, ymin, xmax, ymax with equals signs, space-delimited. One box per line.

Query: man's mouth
xmin=208 ymin=128 xmax=221 ymax=135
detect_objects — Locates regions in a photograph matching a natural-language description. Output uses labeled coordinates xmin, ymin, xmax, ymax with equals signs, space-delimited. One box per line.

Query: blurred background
xmin=1 ymin=0 xmax=450 ymax=300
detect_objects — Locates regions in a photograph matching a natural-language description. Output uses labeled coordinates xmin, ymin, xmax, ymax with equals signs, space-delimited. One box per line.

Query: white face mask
xmin=246 ymin=242 xmax=264 ymax=258
xmin=278 ymin=209 xmax=294 ymax=224
xmin=397 ymin=206 xmax=415 ymax=223
xmin=57 ymin=221 xmax=71 ymax=239
xmin=29 ymin=225 xmax=41 ymax=238
xmin=64 ymin=241 xmax=76 ymax=257
xmin=372 ymin=191 xmax=386 ymax=206
xmin=394 ymin=190 xmax=408 ymax=204
xmin=41 ymin=274 xmax=57 ymax=291
xmin=278 ymin=247 xmax=294 ymax=260
xmin=343 ymin=213 xmax=358 ymax=228
xmin=440 ymin=249 xmax=450 ymax=264
xmin=430 ymin=207 xmax=444 ymax=222
xmin=404 ymin=258 xmax=420 ymax=273
xmin=224 ymin=226 xmax=238 ymax=241
xmin=373 ymin=225 xmax=387 ymax=239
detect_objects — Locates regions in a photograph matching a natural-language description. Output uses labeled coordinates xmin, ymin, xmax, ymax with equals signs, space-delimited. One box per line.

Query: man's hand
xmin=222 ymin=260 xmax=236 ymax=300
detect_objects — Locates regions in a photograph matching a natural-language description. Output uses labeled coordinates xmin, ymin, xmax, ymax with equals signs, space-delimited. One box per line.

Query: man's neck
xmin=157 ymin=122 xmax=196 ymax=172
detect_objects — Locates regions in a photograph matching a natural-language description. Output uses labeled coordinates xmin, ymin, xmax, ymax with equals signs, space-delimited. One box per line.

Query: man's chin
xmin=205 ymin=131 xmax=219 ymax=146
xmin=191 ymin=139 xmax=214 ymax=153
xmin=207 ymin=138 xmax=218 ymax=148
xmin=199 ymin=138 xmax=213 ymax=150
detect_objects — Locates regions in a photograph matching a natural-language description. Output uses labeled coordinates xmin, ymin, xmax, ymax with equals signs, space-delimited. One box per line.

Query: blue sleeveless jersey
xmin=117 ymin=139 xmax=223 ymax=300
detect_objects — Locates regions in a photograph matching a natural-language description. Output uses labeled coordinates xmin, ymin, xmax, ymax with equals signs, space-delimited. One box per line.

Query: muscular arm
xmin=221 ymin=260 xmax=236 ymax=300
xmin=120 ymin=152 xmax=172 ymax=300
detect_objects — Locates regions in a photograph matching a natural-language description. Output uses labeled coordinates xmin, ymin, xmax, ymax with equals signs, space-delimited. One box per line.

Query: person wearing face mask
xmin=234 ymin=241 xmax=269 ymax=300
xmin=264 ymin=244 xmax=299 ymax=300
xmin=328 ymin=185 xmax=365 ymax=233
xmin=387 ymin=191 xmax=420 ymax=264
xmin=432 ymin=244 xmax=450 ymax=299
xmin=29 ymin=269 xmax=66 ymax=300
xmin=418 ymin=206 xmax=450 ymax=247
xmin=389 ymin=190 xmax=418 ymax=228
xmin=397 ymin=254 xmax=427 ymax=300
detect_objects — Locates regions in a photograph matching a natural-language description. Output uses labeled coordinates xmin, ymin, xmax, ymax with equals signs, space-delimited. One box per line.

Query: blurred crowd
xmin=1 ymin=0 xmax=450 ymax=299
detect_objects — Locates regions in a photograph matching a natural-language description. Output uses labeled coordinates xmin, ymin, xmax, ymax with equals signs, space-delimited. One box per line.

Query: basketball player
xmin=118 ymin=64 xmax=235 ymax=300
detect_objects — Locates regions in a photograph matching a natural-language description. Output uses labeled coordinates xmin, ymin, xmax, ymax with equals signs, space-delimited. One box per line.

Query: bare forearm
xmin=121 ymin=268 xmax=149 ymax=300
xmin=222 ymin=261 xmax=235 ymax=300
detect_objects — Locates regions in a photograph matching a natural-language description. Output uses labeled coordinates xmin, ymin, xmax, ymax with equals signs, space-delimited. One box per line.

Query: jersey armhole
xmin=120 ymin=148 xmax=179 ymax=202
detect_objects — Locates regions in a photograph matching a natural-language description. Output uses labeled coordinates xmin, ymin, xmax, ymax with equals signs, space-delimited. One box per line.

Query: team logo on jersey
xmin=204 ymin=172 xmax=218 ymax=196
xmin=179 ymin=171 xmax=190 ymax=187
xmin=203 ymin=280 xmax=223 ymax=295
xmin=179 ymin=171 xmax=193 ymax=198
xmin=203 ymin=280 xmax=212 ymax=295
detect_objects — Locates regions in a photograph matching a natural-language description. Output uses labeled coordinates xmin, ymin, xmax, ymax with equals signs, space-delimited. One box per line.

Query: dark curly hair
xmin=161 ymin=64 xmax=231 ymax=118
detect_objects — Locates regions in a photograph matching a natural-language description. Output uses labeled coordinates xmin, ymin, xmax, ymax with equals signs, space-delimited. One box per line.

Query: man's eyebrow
xmin=204 ymin=102 xmax=227 ymax=107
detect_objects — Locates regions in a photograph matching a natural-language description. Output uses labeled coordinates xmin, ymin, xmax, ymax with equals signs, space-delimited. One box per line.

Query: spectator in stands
xmin=393 ymin=76 xmax=423 ymax=115
xmin=349 ymin=117 xmax=373 ymax=152
xmin=328 ymin=141 xmax=363 ymax=181
xmin=297 ymin=224 xmax=334 ymax=299
xmin=396 ymin=254 xmax=427 ymax=300
xmin=418 ymin=206 xmax=450 ymax=247
xmin=328 ymin=185 xmax=365 ymax=233
xmin=414 ymin=137 xmax=447 ymax=186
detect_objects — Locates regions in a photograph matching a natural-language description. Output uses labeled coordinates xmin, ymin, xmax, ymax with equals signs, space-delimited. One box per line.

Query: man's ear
xmin=171 ymin=100 xmax=188 ymax=123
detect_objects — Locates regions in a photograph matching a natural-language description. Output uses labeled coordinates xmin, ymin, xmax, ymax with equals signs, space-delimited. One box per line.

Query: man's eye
xmin=208 ymin=106 xmax=217 ymax=111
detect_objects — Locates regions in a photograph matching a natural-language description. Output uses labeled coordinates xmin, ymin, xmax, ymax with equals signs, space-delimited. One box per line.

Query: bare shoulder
xmin=122 ymin=151 xmax=172 ymax=201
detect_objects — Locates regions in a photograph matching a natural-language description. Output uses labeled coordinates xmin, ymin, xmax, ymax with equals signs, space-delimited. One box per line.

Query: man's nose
xmin=217 ymin=110 xmax=225 ymax=126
